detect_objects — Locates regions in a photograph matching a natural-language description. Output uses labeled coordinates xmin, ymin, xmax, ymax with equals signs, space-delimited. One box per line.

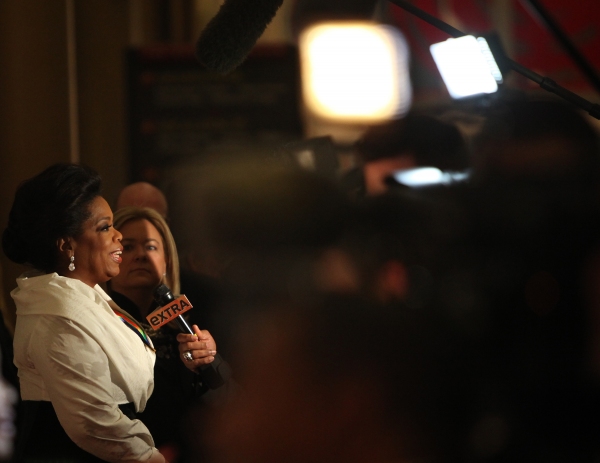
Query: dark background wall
xmin=0 ymin=0 xmax=150 ymax=331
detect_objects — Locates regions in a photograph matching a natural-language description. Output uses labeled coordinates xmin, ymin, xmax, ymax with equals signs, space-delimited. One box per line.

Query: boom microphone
xmin=149 ymin=284 xmax=225 ymax=389
xmin=194 ymin=0 xmax=285 ymax=74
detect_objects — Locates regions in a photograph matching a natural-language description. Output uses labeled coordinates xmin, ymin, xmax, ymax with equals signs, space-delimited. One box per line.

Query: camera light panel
xmin=430 ymin=35 xmax=501 ymax=99
xmin=299 ymin=21 xmax=412 ymax=123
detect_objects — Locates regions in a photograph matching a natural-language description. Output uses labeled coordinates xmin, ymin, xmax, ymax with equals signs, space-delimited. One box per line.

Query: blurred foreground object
xmin=203 ymin=295 xmax=477 ymax=463
xmin=0 ymin=373 xmax=16 ymax=461
xmin=388 ymin=167 xmax=470 ymax=189
xmin=299 ymin=21 xmax=411 ymax=123
xmin=356 ymin=113 xmax=469 ymax=195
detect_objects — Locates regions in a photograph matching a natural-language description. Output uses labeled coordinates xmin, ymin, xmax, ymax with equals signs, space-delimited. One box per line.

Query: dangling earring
xmin=68 ymin=255 xmax=75 ymax=272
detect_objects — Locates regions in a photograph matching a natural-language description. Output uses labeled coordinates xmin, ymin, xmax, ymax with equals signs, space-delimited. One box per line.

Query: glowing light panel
xmin=391 ymin=167 xmax=470 ymax=187
xmin=300 ymin=22 xmax=411 ymax=122
xmin=430 ymin=35 xmax=501 ymax=99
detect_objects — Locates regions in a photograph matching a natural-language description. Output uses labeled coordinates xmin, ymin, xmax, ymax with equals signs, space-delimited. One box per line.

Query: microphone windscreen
xmin=153 ymin=284 xmax=174 ymax=306
xmin=195 ymin=0 xmax=285 ymax=74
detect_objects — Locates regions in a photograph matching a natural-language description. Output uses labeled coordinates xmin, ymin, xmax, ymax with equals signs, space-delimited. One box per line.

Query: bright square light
xmin=430 ymin=35 xmax=500 ymax=99
xmin=299 ymin=21 xmax=412 ymax=123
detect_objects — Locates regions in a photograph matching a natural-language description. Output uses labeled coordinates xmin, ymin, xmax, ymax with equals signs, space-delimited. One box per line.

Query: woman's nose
xmin=133 ymin=247 xmax=148 ymax=260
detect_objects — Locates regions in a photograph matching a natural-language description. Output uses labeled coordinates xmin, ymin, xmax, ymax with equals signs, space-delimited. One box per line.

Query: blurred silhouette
xmin=472 ymin=98 xmax=599 ymax=182
xmin=355 ymin=113 xmax=469 ymax=195
xmin=200 ymin=294 xmax=482 ymax=463
xmin=316 ymin=189 xmax=462 ymax=305
xmin=169 ymin=99 xmax=600 ymax=462
xmin=116 ymin=182 xmax=169 ymax=219
xmin=169 ymin=159 xmax=353 ymax=357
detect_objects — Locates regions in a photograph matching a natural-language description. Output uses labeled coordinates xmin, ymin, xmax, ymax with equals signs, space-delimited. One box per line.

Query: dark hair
xmin=357 ymin=113 xmax=469 ymax=171
xmin=473 ymin=98 xmax=600 ymax=180
xmin=2 ymin=163 xmax=102 ymax=272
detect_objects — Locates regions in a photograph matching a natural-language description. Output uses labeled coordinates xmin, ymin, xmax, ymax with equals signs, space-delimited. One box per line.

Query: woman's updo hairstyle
xmin=2 ymin=163 xmax=102 ymax=272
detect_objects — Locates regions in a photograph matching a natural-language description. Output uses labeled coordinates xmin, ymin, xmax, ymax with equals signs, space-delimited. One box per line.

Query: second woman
xmin=108 ymin=207 xmax=222 ymax=461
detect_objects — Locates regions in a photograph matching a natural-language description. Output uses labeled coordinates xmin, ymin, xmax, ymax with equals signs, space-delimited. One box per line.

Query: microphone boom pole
xmin=388 ymin=0 xmax=600 ymax=120
xmin=520 ymin=0 xmax=600 ymax=96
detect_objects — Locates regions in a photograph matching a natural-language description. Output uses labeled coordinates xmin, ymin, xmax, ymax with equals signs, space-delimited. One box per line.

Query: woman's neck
xmin=111 ymin=287 xmax=155 ymax=317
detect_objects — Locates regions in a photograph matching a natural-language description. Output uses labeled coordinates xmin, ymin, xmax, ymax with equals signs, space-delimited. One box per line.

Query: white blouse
xmin=12 ymin=271 xmax=157 ymax=462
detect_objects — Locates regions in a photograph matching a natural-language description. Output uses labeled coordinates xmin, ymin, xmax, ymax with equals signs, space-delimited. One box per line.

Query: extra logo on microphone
xmin=146 ymin=295 xmax=193 ymax=329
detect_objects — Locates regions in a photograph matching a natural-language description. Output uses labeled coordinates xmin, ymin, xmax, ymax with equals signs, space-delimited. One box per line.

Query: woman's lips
xmin=110 ymin=250 xmax=122 ymax=264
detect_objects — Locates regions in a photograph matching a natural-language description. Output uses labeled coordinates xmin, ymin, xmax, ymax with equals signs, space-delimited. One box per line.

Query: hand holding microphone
xmin=177 ymin=325 xmax=216 ymax=368
xmin=149 ymin=284 xmax=226 ymax=389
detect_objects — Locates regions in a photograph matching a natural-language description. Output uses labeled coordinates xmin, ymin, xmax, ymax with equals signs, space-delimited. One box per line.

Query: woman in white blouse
xmin=2 ymin=163 xmax=168 ymax=463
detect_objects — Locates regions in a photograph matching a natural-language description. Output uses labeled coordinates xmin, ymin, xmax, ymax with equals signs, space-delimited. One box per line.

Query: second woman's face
xmin=110 ymin=218 xmax=167 ymax=293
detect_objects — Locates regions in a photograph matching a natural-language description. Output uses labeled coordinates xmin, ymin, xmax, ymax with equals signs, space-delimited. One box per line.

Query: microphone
xmin=194 ymin=0 xmax=285 ymax=74
xmin=148 ymin=284 xmax=225 ymax=389
xmin=148 ymin=284 xmax=194 ymax=333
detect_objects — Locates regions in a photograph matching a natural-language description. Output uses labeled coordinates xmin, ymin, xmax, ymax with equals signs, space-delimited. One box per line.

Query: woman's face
xmin=110 ymin=218 xmax=167 ymax=294
xmin=69 ymin=196 xmax=123 ymax=287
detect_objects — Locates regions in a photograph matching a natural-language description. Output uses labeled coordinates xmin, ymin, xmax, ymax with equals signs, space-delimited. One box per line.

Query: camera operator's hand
xmin=177 ymin=324 xmax=217 ymax=372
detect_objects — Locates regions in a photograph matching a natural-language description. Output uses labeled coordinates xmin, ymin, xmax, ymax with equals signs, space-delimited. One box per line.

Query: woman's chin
xmin=107 ymin=267 xmax=121 ymax=280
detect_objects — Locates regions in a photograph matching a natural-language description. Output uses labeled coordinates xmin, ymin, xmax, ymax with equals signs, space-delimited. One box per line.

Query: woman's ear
xmin=57 ymin=238 xmax=73 ymax=253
